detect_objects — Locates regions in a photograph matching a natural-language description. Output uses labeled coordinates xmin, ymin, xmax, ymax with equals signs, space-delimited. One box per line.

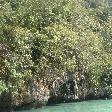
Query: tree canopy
xmin=0 ymin=0 xmax=112 ymax=98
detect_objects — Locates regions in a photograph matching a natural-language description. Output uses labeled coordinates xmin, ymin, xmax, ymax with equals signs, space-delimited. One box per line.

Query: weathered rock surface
xmin=12 ymin=80 xmax=50 ymax=110
xmin=0 ymin=73 xmax=111 ymax=111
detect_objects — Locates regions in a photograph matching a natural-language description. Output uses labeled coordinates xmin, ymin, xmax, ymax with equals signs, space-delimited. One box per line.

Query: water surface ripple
xmin=15 ymin=100 xmax=112 ymax=112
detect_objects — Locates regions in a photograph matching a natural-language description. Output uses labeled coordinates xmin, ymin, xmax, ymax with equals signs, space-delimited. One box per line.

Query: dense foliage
xmin=0 ymin=0 xmax=112 ymax=99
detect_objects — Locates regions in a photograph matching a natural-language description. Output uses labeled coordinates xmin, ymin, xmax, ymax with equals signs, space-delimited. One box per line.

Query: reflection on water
xmin=15 ymin=100 xmax=112 ymax=112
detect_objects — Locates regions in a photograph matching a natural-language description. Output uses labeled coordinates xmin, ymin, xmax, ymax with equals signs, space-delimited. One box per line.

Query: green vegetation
xmin=0 ymin=0 xmax=112 ymax=109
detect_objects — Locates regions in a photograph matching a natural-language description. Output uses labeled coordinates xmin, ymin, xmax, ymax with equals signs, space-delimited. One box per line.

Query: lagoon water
xmin=15 ymin=100 xmax=112 ymax=112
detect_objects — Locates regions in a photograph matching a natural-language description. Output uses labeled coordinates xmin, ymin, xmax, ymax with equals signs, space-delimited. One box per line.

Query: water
xmin=15 ymin=100 xmax=112 ymax=112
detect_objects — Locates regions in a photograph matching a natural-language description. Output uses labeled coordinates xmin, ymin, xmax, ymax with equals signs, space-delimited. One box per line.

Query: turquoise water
xmin=15 ymin=100 xmax=112 ymax=112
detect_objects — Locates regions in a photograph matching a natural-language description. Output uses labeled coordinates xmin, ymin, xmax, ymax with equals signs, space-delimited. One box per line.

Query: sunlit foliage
xmin=0 ymin=0 xmax=112 ymax=97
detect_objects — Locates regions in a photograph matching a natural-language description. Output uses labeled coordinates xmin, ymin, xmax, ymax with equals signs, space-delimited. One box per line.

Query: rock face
xmin=47 ymin=73 xmax=109 ymax=104
xmin=10 ymin=73 xmax=86 ymax=110
xmin=0 ymin=72 xmax=111 ymax=111
xmin=12 ymin=79 xmax=50 ymax=110
xmin=48 ymin=74 xmax=87 ymax=104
